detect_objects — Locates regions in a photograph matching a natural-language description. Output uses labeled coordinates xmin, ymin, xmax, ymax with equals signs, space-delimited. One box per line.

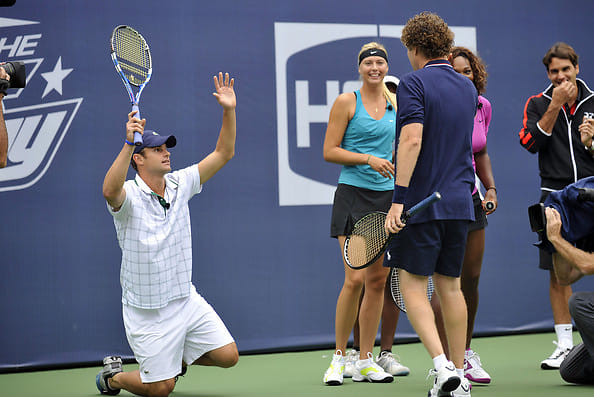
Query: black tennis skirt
xmin=468 ymin=191 xmax=488 ymax=232
xmin=330 ymin=183 xmax=393 ymax=238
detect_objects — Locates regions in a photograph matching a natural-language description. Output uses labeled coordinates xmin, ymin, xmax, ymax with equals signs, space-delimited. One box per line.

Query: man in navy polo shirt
xmin=384 ymin=12 xmax=477 ymax=397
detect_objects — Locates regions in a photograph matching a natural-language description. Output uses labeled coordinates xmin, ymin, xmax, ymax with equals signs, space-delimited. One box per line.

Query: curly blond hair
xmin=400 ymin=12 xmax=453 ymax=59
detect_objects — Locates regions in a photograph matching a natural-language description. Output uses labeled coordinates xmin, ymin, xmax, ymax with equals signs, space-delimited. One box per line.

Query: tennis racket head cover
xmin=343 ymin=212 xmax=390 ymax=270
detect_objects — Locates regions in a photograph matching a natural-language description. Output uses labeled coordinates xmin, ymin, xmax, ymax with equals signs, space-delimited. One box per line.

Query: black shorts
xmin=384 ymin=220 xmax=469 ymax=278
xmin=468 ymin=191 xmax=488 ymax=232
xmin=330 ymin=183 xmax=393 ymax=238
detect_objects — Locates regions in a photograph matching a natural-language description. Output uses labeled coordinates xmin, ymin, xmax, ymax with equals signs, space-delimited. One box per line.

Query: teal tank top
xmin=338 ymin=90 xmax=396 ymax=191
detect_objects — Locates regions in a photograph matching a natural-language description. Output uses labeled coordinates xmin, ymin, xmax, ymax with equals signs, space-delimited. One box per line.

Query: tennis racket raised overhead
xmin=110 ymin=25 xmax=152 ymax=145
xmin=389 ymin=267 xmax=434 ymax=312
xmin=343 ymin=192 xmax=442 ymax=270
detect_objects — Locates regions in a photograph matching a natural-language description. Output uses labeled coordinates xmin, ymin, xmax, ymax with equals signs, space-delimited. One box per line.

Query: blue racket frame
xmin=110 ymin=25 xmax=152 ymax=146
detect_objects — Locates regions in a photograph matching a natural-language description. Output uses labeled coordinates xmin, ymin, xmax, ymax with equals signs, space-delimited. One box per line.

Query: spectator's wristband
xmin=125 ymin=139 xmax=135 ymax=146
xmin=392 ymin=185 xmax=408 ymax=204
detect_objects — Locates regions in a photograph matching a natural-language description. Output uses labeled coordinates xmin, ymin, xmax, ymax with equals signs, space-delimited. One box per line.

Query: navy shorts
xmin=384 ymin=220 xmax=469 ymax=277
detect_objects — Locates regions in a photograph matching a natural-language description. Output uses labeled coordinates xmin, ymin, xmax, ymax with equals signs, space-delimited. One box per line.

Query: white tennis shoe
xmin=323 ymin=351 xmax=345 ymax=386
xmin=541 ymin=341 xmax=572 ymax=369
xmin=428 ymin=361 xmax=460 ymax=397
xmin=376 ymin=351 xmax=410 ymax=376
xmin=343 ymin=349 xmax=359 ymax=378
xmin=352 ymin=352 xmax=394 ymax=383
xmin=464 ymin=349 xmax=491 ymax=384
xmin=452 ymin=376 xmax=472 ymax=396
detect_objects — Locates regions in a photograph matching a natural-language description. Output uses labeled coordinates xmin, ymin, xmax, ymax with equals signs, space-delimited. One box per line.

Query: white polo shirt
xmin=108 ymin=165 xmax=202 ymax=309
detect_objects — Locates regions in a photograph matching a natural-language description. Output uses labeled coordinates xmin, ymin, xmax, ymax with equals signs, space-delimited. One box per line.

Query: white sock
xmin=433 ymin=354 xmax=448 ymax=370
xmin=555 ymin=323 xmax=573 ymax=348
xmin=456 ymin=369 xmax=464 ymax=378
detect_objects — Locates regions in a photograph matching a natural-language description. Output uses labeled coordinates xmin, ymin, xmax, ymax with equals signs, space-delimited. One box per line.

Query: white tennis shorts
xmin=123 ymin=285 xmax=234 ymax=383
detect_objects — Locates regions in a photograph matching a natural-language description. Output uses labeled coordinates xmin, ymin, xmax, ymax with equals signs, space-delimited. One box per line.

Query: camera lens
xmin=0 ymin=61 xmax=26 ymax=88
xmin=2 ymin=62 xmax=14 ymax=76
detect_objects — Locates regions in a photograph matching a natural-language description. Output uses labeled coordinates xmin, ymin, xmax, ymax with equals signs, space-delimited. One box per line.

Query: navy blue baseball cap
xmin=134 ymin=130 xmax=177 ymax=154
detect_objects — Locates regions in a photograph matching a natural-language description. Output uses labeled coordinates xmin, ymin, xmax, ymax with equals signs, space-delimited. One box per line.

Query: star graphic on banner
xmin=41 ymin=57 xmax=73 ymax=98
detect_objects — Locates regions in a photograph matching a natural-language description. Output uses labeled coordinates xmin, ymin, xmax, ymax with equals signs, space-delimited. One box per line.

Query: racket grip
xmin=131 ymin=104 xmax=143 ymax=146
xmin=485 ymin=201 xmax=495 ymax=211
xmin=401 ymin=191 xmax=442 ymax=223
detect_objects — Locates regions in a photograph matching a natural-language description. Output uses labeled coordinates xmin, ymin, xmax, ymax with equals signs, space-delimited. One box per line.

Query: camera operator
xmin=0 ymin=64 xmax=9 ymax=168
xmin=0 ymin=61 xmax=26 ymax=168
xmin=543 ymin=178 xmax=594 ymax=385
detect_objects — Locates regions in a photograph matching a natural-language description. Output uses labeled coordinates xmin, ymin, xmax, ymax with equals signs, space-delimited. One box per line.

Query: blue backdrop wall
xmin=0 ymin=0 xmax=593 ymax=370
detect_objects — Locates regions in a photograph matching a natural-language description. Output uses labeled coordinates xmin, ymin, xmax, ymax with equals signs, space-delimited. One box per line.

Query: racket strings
xmin=390 ymin=268 xmax=406 ymax=311
xmin=346 ymin=213 xmax=388 ymax=267
xmin=113 ymin=28 xmax=150 ymax=85
xmin=389 ymin=268 xmax=435 ymax=312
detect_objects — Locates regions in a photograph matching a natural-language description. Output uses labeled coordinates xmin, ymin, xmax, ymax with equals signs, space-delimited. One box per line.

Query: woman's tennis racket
xmin=343 ymin=192 xmax=442 ymax=270
xmin=389 ymin=267 xmax=434 ymax=312
xmin=110 ymin=25 xmax=152 ymax=146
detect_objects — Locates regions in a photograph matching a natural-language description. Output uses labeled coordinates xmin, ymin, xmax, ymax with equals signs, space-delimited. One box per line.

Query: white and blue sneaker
xmin=376 ymin=351 xmax=410 ymax=376
xmin=96 ymin=356 xmax=122 ymax=395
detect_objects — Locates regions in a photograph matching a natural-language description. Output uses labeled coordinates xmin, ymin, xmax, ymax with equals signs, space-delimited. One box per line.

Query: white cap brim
xmin=383 ymin=75 xmax=400 ymax=86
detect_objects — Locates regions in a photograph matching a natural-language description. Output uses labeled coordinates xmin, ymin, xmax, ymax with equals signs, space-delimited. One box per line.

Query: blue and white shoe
xmin=376 ymin=351 xmax=410 ymax=376
xmin=96 ymin=356 xmax=122 ymax=395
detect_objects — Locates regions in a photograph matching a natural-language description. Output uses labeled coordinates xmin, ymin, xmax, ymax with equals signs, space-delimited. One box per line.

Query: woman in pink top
xmin=433 ymin=47 xmax=498 ymax=385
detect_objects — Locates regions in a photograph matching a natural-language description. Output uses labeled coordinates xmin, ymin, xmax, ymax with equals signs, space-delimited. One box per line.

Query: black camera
xmin=577 ymin=188 xmax=594 ymax=202
xmin=0 ymin=61 xmax=26 ymax=94
xmin=528 ymin=203 xmax=546 ymax=233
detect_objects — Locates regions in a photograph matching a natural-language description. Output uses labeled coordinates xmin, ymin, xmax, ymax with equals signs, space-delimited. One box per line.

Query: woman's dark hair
xmin=451 ymin=46 xmax=488 ymax=95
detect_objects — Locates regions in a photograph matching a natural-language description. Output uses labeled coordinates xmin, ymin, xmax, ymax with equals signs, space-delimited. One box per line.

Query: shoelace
xmin=466 ymin=351 xmax=482 ymax=366
xmin=346 ymin=349 xmax=359 ymax=361
xmin=332 ymin=350 xmax=345 ymax=364
xmin=379 ymin=351 xmax=403 ymax=363
xmin=426 ymin=368 xmax=438 ymax=380
xmin=548 ymin=341 xmax=571 ymax=359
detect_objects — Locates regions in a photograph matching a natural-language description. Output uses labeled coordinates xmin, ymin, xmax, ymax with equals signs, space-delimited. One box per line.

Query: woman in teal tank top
xmin=322 ymin=42 xmax=398 ymax=385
